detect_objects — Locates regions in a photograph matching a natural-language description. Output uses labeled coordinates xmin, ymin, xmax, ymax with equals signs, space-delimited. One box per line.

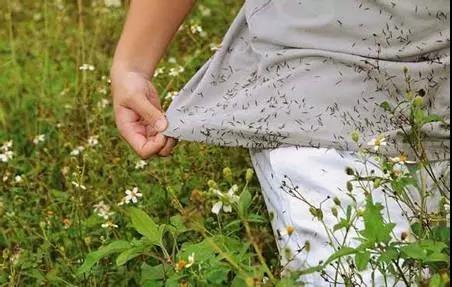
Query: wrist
xmin=110 ymin=54 xmax=158 ymax=80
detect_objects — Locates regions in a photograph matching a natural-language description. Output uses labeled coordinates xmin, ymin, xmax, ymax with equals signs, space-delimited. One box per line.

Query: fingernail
xmin=154 ymin=118 xmax=167 ymax=132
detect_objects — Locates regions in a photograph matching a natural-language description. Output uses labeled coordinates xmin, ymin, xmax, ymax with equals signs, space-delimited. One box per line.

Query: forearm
xmin=112 ymin=0 xmax=195 ymax=77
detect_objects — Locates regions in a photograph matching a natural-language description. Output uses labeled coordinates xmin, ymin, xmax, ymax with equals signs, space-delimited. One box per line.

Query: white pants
xmin=250 ymin=147 xmax=450 ymax=286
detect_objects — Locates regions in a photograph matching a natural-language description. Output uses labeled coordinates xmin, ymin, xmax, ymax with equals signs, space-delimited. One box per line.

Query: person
xmin=111 ymin=1 xmax=450 ymax=285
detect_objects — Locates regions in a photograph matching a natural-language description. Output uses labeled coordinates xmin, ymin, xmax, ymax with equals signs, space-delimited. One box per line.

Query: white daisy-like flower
xmin=165 ymin=91 xmax=179 ymax=101
xmin=168 ymin=66 xmax=185 ymax=77
xmin=0 ymin=151 xmax=14 ymax=163
xmin=71 ymin=181 xmax=86 ymax=190
xmin=14 ymin=175 xmax=23 ymax=183
xmin=211 ymin=185 xmax=240 ymax=215
xmin=279 ymin=225 xmax=296 ymax=237
xmin=123 ymin=187 xmax=143 ymax=204
xmin=1 ymin=140 xmax=13 ymax=151
xmin=199 ymin=5 xmax=211 ymax=17
xmin=98 ymin=87 xmax=108 ymax=95
xmin=153 ymin=67 xmax=165 ymax=78
xmin=97 ymin=99 xmax=110 ymax=109
xmin=101 ymin=220 xmax=119 ymax=229
xmin=33 ymin=134 xmax=46 ymax=145
xmin=79 ymin=64 xmax=95 ymax=71
xmin=367 ymin=135 xmax=387 ymax=151
xmin=389 ymin=154 xmax=415 ymax=165
xmin=392 ymin=163 xmax=409 ymax=178
xmin=87 ymin=135 xmax=99 ymax=147
xmin=185 ymin=253 xmax=195 ymax=268
xmin=190 ymin=24 xmax=203 ymax=35
xmin=134 ymin=160 xmax=148 ymax=170
xmin=70 ymin=146 xmax=85 ymax=156
xmin=93 ymin=201 xmax=114 ymax=219
xmin=209 ymin=43 xmax=222 ymax=52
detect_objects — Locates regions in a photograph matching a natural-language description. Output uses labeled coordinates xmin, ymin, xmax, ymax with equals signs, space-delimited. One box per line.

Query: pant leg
xmin=250 ymin=146 xmax=450 ymax=287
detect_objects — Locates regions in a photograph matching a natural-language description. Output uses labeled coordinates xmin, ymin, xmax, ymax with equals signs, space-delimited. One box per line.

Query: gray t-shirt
xmin=164 ymin=0 xmax=450 ymax=160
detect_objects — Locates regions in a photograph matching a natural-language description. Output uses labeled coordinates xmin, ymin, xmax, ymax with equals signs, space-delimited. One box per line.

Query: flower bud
xmin=333 ymin=197 xmax=341 ymax=206
xmin=245 ymin=168 xmax=254 ymax=183
xmin=351 ymin=131 xmax=360 ymax=143
xmin=331 ymin=207 xmax=338 ymax=217
xmin=345 ymin=167 xmax=355 ymax=176
xmin=413 ymin=96 xmax=424 ymax=107
xmin=347 ymin=181 xmax=354 ymax=192
xmin=223 ymin=167 xmax=233 ymax=183
xmin=207 ymin=180 xmax=217 ymax=189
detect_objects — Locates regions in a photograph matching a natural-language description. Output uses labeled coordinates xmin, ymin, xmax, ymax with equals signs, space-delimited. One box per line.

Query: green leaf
xmin=378 ymin=247 xmax=399 ymax=264
xmin=355 ymin=251 xmax=371 ymax=271
xmin=116 ymin=246 xmax=147 ymax=266
xmin=128 ymin=208 xmax=161 ymax=245
xmin=401 ymin=244 xmax=428 ymax=260
xmin=77 ymin=240 xmax=130 ymax=275
xmin=429 ymin=274 xmax=442 ymax=287
xmin=238 ymin=189 xmax=252 ymax=217
xmin=169 ymin=215 xmax=188 ymax=235
xmin=324 ymin=247 xmax=356 ymax=266
xmin=360 ymin=198 xmax=395 ymax=244
xmin=141 ymin=263 xmax=166 ymax=284
xmin=425 ymin=253 xmax=449 ymax=263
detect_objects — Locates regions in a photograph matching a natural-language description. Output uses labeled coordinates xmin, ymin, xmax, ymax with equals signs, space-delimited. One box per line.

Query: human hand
xmin=111 ymin=68 xmax=177 ymax=159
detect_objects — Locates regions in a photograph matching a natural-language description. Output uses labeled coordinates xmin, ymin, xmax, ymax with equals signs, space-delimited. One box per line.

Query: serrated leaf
xmin=360 ymin=198 xmax=395 ymax=244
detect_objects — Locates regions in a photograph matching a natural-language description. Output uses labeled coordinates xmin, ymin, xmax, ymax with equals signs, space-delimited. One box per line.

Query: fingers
xmin=128 ymin=93 xmax=168 ymax=132
xmin=158 ymin=137 xmax=178 ymax=157
xmin=115 ymin=106 xmax=167 ymax=159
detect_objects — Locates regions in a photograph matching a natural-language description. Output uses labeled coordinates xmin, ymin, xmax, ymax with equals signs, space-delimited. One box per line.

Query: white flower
xmin=367 ymin=136 xmax=387 ymax=151
xmin=14 ymin=175 xmax=23 ymax=183
xmin=101 ymin=220 xmax=119 ymax=229
xmin=98 ymin=87 xmax=108 ymax=95
xmin=392 ymin=163 xmax=409 ymax=178
xmin=153 ymin=67 xmax=165 ymax=78
xmin=70 ymin=146 xmax=85 ymax=156
xmin=211 ymin=185 xmax=240 ymax=215
xmin=389 ymin=154 xmax=415 ymax=165
xmin=199 ymin=5 xmax=211 ymax=17
xmin=190 ymin=24 xmax=203 ymax=35
xmin=123 ymin=187 xmax=143 ymax=204
xmin=209 ymin=43 xmax=222 ymax=52
xmin=185 ymin=253 xmax=195 ymax=268
xmin=169 ymin=66 xmax=185 ymax=77
xmin=1 ymin=140 xmax=13 ymax=151
xmin=104 ymin=0 xmax=121 ymax=8
xmin=165 ymin=91 xmax=179 ymax=101
xmin=87 ymin=136 xmax=99 ymax=147
xmin=79 ymin=64 xmax=95 ymax=71
xmin=279 ymin=226 xmax=296 ymax=237
xmin=0 ymin=151 xmax=14 ymax=163
xmin=94 ymin=201 xmax=114 ymax=219
xmin=33 ymin=134 xmax=46 ymax=145
xmin=135 ymin=160 xmax=148 ymax=170
xmin=97 ymin=99 xmax=110 ymax=109
xmin=71 ymin=181 xmax=86 ymax=190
